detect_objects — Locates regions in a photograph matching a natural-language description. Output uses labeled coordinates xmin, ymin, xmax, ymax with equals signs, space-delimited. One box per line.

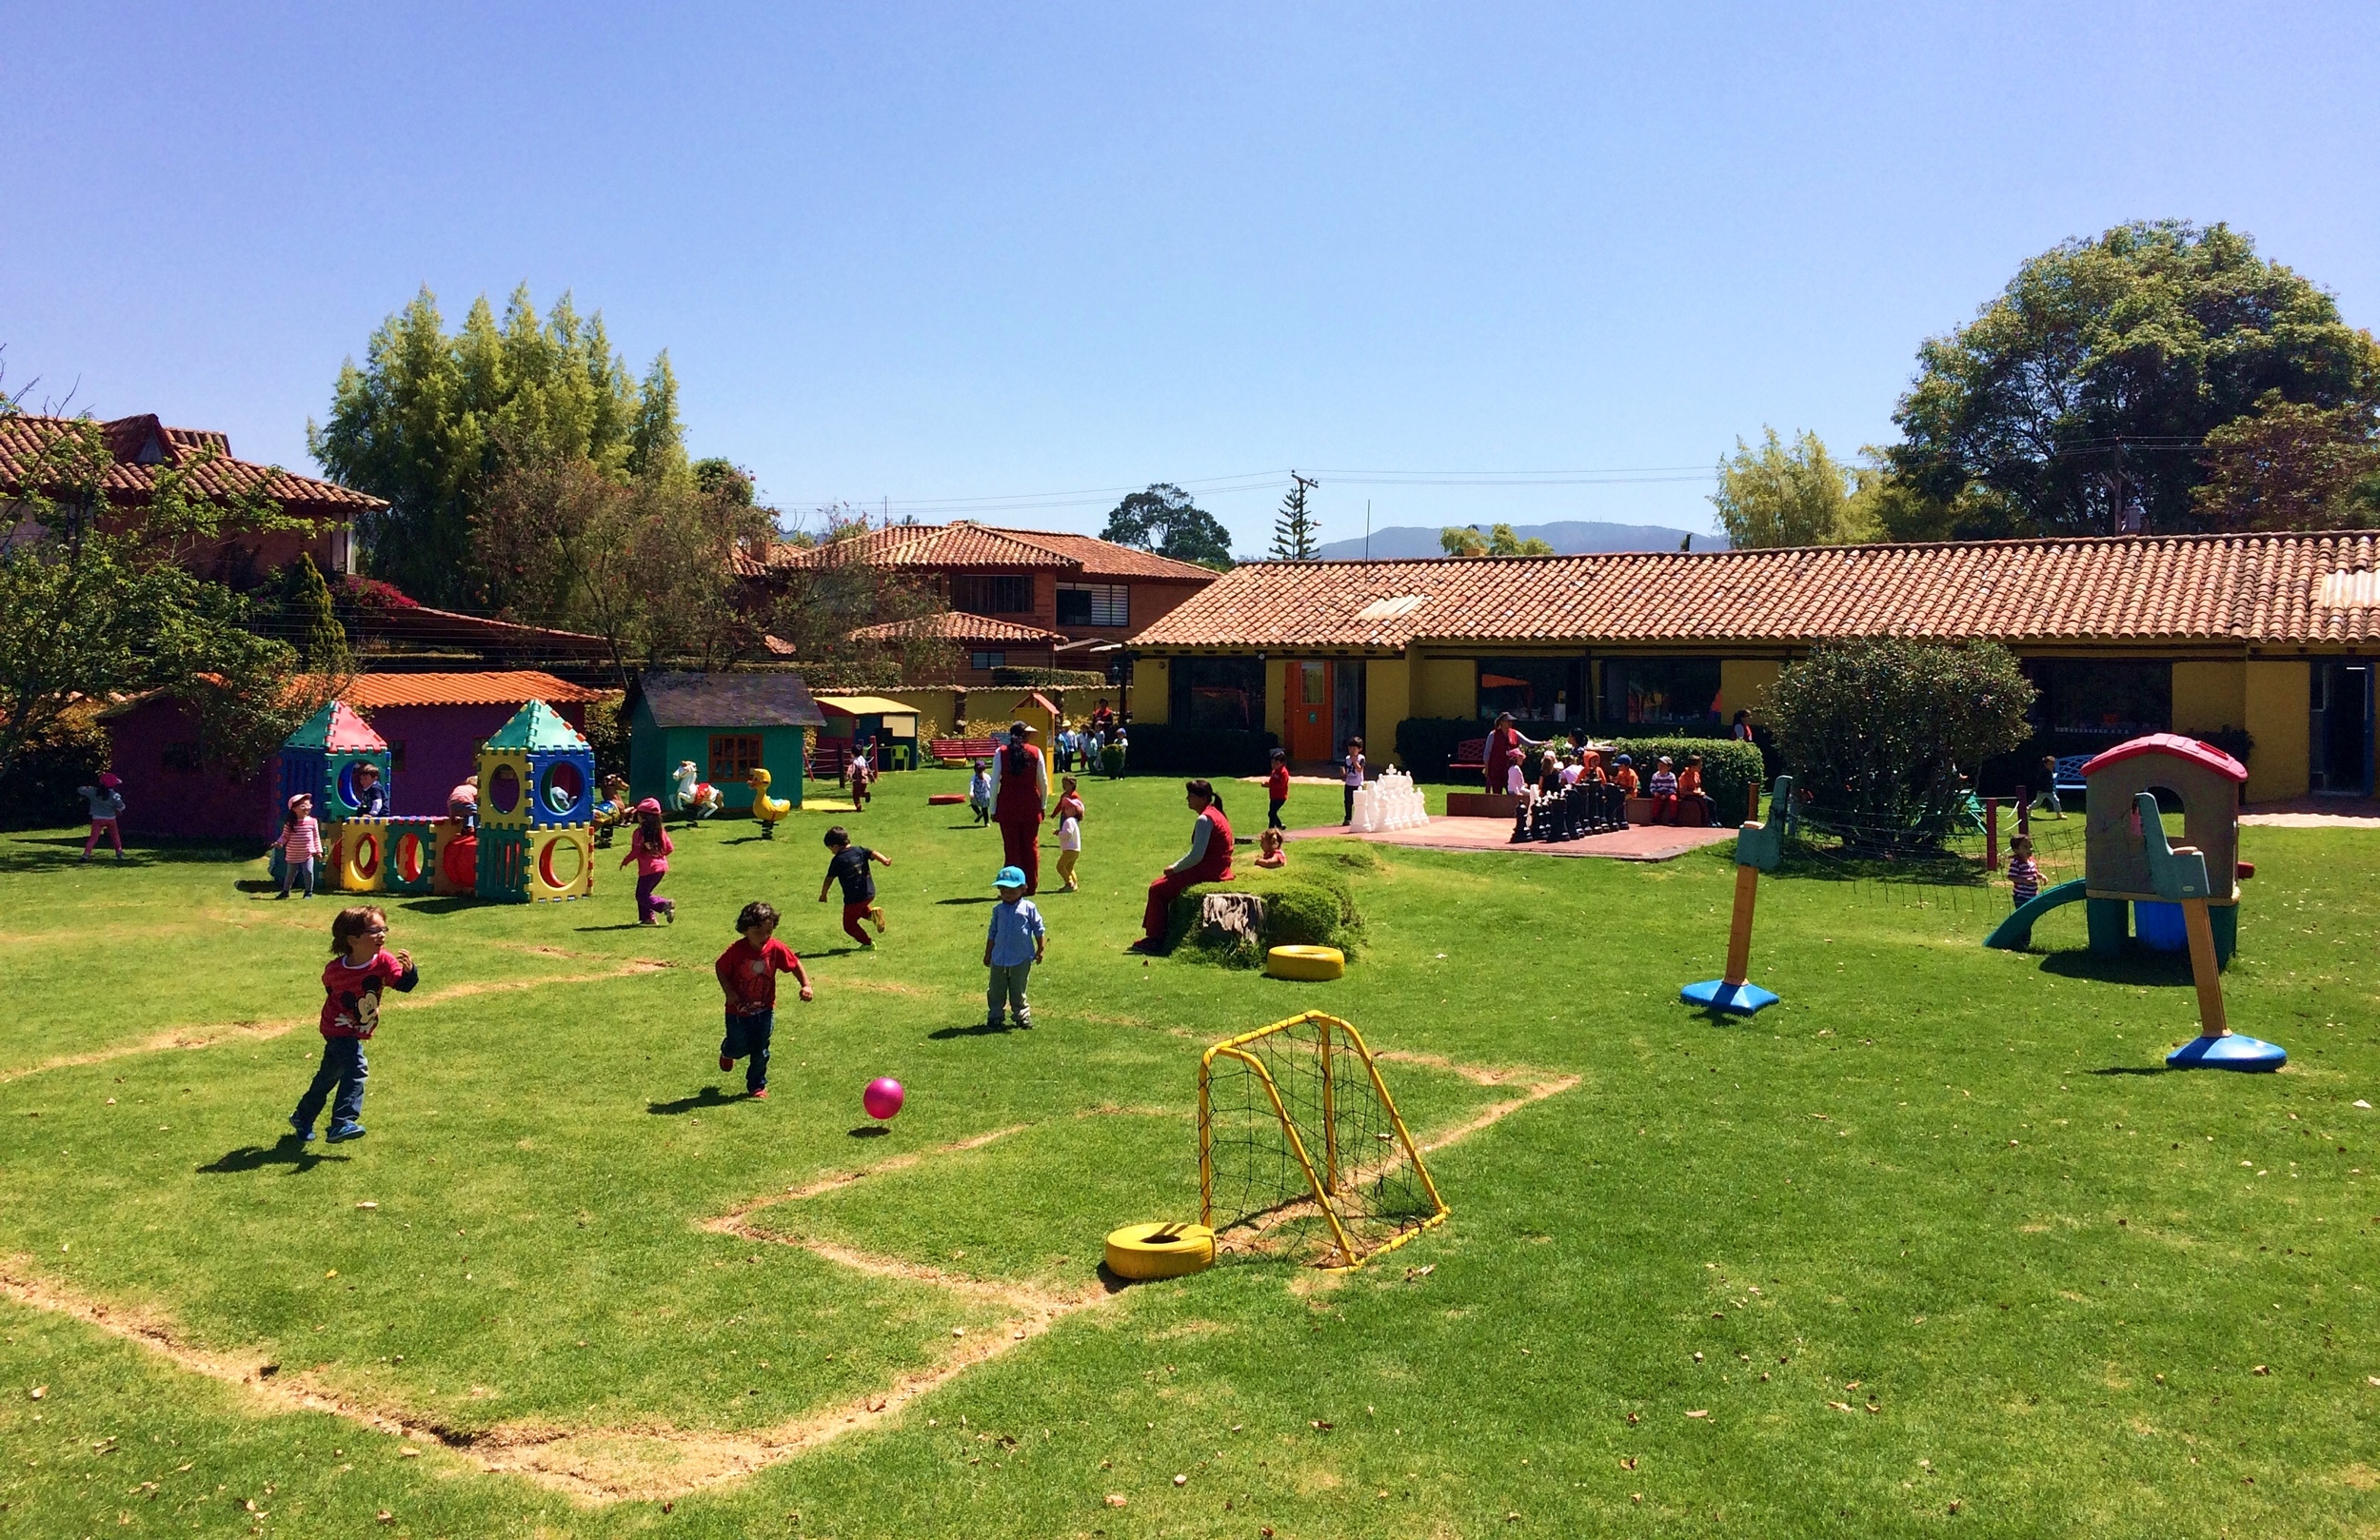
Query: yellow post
xmin=1722 ymin=863 xmax=1759 ymax=988
xmin=2181 ymin=895 xmax=2230 ymax=1038
xmin=1317 ymin=1017 xmax=1339 ymax=1195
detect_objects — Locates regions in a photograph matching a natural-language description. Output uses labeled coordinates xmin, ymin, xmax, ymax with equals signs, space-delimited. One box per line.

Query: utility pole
xmin=1365 ymin=499 xmax=1372 ymax=560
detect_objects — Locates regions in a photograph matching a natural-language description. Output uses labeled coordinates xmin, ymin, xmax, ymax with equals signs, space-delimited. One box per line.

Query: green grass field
xmin=1 ymin=770 xmax=2375 ymax=1537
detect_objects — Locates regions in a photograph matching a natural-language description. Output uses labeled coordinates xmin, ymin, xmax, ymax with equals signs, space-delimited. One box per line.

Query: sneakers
xmin=326 ymin=1121 xmax=367 ymax=1143
xmin=289 ymin=1116 xmax=315 ymax=1143
xmin=720 ymin=1053 xmax=735 ymax=1072
xmin=871 ymin=907 xmax=887 ymax=935
xmin=664 ymin=904 xmax=675 ymax=925
xmin=748 ymin=1088 xmax=768 ymax=1100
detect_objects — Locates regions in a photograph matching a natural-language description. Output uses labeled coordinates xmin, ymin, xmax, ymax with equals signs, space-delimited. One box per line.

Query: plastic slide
xmin=1983 ymin=877 xmax=2089 ymax=951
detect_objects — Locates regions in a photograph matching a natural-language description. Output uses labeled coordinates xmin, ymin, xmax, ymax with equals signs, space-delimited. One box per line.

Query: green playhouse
xmin=625 ymin=671 xmax=825 ymax=814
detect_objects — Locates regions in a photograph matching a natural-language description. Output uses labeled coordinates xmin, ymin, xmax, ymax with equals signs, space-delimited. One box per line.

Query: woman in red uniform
xmin=1129 ymin=780 xmax=1235 ymax=953
xmin=987 ymin=721 xmax=1049 ymax=894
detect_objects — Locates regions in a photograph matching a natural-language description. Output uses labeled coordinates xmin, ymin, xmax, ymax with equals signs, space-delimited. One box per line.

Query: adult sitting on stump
xmin=1128 ymin=779 xmax=1236 ymax=954
xmin=987 ymin=721 xmax=1049 ymax=894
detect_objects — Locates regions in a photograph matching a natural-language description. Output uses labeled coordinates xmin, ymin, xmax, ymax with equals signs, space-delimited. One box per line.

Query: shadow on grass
xmin=392 ymin=896 xmax=481 ymax=917
xmin=847 ymin=1125 xmax=891 ymax=1138
xmin=928 ymin=1020 xmax=1027 ymax=1039
xmin=196 ymin=1136 xmax=349 ymax=1174
xmin=0 ymin=835 xmax=279 ymax=875
xmin=2037 ymin=951 xmax=2194 ymax=987
xmin=2089 ymin=1065 xmax=2174 ymax=1076
xmin=935 ymin=896 xmax=997 ymax=905
xmin=804 ymin=945 xmax=874 ymax=958
xmin=648 ymin=1087 xmax=736 ymax=1116
xmin=578 ymin=922 xmax=664 ymax=932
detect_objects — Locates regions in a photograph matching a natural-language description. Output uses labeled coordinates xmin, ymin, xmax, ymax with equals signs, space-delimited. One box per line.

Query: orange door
xmin=1289 ymin=661 xmax=1332 ymax=760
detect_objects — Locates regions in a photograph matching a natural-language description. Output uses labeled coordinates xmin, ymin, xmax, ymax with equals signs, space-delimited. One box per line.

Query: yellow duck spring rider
xmin=748 ymin=766 xmax=793 ymax=838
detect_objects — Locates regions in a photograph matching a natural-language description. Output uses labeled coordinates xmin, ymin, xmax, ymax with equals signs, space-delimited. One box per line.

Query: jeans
xmin=280 ymin=857 xmax=315 ymax=897
xmin=1343 ymin=784 xmax=1356 ymax=823
xmin=986 ymin=961 xmax=1032 ymax=1026
xmin=1267 ymin=797 xmax=1286 ymax=830
xmin=294 ymin=1036 xmax=368 ymax=1129
xmin=721 ymin=1009 xmax=773 ymax=1093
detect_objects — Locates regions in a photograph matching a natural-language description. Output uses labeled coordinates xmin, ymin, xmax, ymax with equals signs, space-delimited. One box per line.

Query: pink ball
xmin=863 ymin=1076 xmax=905 ymax=1121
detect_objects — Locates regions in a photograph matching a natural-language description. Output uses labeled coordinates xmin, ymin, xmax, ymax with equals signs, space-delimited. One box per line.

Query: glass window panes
xmin=1477 ymin=658 xmax=1579 ymax=722
xmin=1056 ymin=583 xmax=1130 ymax=627
xmin=1601 ymin=658 xmax=1721 ymax=726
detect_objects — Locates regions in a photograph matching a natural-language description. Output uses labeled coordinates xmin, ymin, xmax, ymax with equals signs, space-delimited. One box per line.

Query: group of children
xmin=1503 ymin=743 xmax=1717 ymax=826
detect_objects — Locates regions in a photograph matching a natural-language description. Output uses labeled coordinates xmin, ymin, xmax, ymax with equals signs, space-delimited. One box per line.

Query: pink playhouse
xmin=101 ymin=671 xmax=612 ymax=841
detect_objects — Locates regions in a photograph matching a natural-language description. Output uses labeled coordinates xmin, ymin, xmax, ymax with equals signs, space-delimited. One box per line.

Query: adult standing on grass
xmin=987 ymin=721 xmax=1048 ymax=895
xmin=1128 ymin=779 xmax=1235 ymax=954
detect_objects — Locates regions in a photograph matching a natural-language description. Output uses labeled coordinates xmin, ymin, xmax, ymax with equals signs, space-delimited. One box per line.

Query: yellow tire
xmin=1264 ymin=944 xmax=1345 ymax=980
xmin=1103 ymin=1222 xmax=1215 ymax=1280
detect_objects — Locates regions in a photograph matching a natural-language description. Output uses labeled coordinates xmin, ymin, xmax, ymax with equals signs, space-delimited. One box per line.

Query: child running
xmin=715 ymin=900 xmax=810 ymax=1099
xmin=1055 ymin=776 xmax=1085 ymax=891
xmin=289 ymin=904 xmax=417 ymax=1144
xmin=968 ymin=760 xmax=992 ymax=826
xmin=1265 ymin=748 xmax=1291 ymax=829
xmin=818 ymin=825 xmax=891 ymax=947
xmin=621 ymin=798 xmax=676 ymax=925
xmin=2007 ymin=835 xmax=2042 ymax=906
xmin=78 ymin=772 xmax=125 ymax=862
xmin=271 ymin=794 xmax=321 ymax=898
xmin=982 ymin=864 xmax=1045 ymax=1030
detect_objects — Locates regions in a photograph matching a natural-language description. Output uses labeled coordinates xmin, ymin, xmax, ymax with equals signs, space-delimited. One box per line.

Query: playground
xmin=1 ymin=766 xmax=2376 ymax=1537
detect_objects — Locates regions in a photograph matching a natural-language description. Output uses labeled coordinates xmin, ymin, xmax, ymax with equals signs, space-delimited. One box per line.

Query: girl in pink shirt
xmin=272 ymin=794 xmax=321 ymax=899
xmin=621 ymin=799 xmax=676 ymax=924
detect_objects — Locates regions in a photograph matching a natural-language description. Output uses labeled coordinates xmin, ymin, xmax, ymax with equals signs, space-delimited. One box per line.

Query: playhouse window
xmin=708 ymin=735 xmax=764 ymax=780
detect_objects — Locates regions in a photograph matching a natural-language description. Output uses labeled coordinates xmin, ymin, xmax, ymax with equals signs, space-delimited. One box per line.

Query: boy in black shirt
xmin=818 ymin=826 xmax=891 ymax=948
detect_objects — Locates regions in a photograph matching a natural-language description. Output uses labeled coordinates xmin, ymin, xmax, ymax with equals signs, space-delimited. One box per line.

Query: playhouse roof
xmin=626 ymin=670 xmax=827 ymax=730
xmin=482 ymin=699 xmax=591 ymax=753
xmin=285 ymin=701 xmax=387 ymax=753
xmin=2079 ymin=733 xmax=2248 ymax=784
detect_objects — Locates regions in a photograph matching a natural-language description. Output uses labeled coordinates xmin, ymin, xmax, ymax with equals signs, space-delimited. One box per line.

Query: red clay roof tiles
xmin=1128 ymin=533 xmax=2380 ymax=651
xmin=848 ymin=611 xmax=1069 ymax=644
xmin=0 ymin=413 xmax=385 ymax=520
xmin=744 ymin=521 xmax=1219 ymax=582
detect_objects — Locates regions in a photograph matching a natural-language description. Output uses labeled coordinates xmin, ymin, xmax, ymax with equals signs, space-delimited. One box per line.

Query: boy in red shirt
xmin=290 ymin=904 xmax=418 ymax=1144
xmin=714 ymin=900 xmax=811 ymax=1099
xmin=1265 ymin=748 xmax=1291 ymax=830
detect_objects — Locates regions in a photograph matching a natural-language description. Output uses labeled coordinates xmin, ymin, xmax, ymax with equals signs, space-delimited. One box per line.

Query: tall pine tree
xmin=1268 ymin=475 xmax=1319 ymax=560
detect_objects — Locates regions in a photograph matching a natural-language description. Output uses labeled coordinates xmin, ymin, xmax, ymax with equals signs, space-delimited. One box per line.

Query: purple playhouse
xmin=99 ymin=671 xmax=612 ymax=841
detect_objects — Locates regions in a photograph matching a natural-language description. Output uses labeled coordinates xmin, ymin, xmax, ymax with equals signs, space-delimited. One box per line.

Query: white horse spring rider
xmin=670 ymin=760 xmax=724 ymax=820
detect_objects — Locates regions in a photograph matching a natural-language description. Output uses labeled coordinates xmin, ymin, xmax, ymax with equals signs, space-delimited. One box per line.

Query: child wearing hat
xmin=271 ymin=794 xmax=322 ymax=898
xmin=78 ymin=773 xmax=126 ymax=861
xmin=982 ymin=865 xmax=1046 ymax=1030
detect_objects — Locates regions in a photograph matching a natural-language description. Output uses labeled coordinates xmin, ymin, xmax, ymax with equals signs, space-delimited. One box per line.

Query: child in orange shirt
xmin=1612 ymin=755 xmax=1640 ymax=795
xmin=1676 ymin=753 xmax=1716 ymax=825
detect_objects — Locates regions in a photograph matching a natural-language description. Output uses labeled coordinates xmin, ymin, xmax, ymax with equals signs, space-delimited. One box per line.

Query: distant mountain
xmin=1307 ymin=521 xmax=1730 ymax=561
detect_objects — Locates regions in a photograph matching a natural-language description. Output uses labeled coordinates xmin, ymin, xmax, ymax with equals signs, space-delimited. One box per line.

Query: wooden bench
xmin=1623 ymin=794 xmax=1712 ymax=828
xmin=928 ymin=736 xmax=1001 ymax=766
xmin=1449 ymin=737 xmax=1489 ymax=775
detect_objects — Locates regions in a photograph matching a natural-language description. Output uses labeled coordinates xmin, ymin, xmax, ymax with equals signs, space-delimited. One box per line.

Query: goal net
xmin=1198 ymin=1011 xmax=1448 ymax=1269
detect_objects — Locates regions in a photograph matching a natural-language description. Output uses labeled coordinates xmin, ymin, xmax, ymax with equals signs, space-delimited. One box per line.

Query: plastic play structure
xmin=670 ymin=760 xmax=724 ymax=822
xmin=1983 ymin=733 xmax=2280 ymax=1071
xmin=1679 ymin=776 xmax=1792 ymax=1016
xmin=1347 ymin=767 xmax=1428 ymax=833
xmin=282 ymin=698 xmax=598 ymax=904
xmin=747 ymin=766 xmax=794 ymax=838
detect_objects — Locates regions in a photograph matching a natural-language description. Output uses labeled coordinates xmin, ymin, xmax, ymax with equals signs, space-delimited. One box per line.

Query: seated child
xmin=1676 ymin=754 xmax=1716 ymax=824
xmin=1254 ymin=825 xmax=1287 ymax=868
xmin=1647 ymin=756 xmax=1680 ymax=823
xmin=1558 ymin=754 xmax=1583 ymax=788
xmin=1612 ymin=754 xmax=1640 ymax=796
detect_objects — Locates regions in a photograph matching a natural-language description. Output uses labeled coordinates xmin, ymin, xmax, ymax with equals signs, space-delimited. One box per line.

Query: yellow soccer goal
xmin=1199 ymin=1011 xmax=1448 ymax=1269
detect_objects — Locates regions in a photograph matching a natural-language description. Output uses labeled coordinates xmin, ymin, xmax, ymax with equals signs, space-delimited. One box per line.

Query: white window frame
xmin=1057 ymin=582 xmax=1129 ymax=628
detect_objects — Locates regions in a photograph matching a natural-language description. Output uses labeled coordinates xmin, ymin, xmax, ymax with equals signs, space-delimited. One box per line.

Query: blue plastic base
xmin=1680 ymin=978 xmax=1779 ymax=1016
xmin=2165 ymin=1034 xmax=2287 ymax=1072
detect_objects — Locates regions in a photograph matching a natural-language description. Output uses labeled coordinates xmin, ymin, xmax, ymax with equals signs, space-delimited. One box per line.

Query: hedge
xmin=1165 ymin=847 xmax=1372 ymax=968
xmin=1122 ymin=723 xmax=1280 ymax=777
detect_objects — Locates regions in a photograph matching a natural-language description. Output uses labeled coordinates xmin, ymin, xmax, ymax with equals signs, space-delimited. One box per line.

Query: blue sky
xmin=7 ymin=3 xmax=2377 ymax=554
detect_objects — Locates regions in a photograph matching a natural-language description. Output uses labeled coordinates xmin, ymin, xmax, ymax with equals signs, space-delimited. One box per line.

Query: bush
xmin=1608 ymin=737 xmax=1766 ymax=819
xmin=1124 ymin=723 xmax=1279 ymax=777
xmin=0 ymin=706 xmax=111 ymax=831
xmin=1165 ymin=854 xmax=1367 ymax=967
xmin=1767 ymin=639 xmax=2034 ymax=851
xmin=580 ymin=696 xmax=630 ymax=780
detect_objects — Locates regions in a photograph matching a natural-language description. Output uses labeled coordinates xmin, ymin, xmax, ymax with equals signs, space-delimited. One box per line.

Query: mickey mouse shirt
xmin=319 ymin=950 xmax=420 ymax=1039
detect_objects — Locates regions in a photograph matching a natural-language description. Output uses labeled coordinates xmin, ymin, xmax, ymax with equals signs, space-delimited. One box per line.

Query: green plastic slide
xmin=1983 ymin=877 xmax=2089 ymax=952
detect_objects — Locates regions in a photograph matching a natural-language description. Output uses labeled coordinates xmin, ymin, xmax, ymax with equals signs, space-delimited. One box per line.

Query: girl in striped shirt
xmin=2006 ymin=835 xmax=2041 ymax=906
xmin=273 ymin=794 xmax=322 ymax=899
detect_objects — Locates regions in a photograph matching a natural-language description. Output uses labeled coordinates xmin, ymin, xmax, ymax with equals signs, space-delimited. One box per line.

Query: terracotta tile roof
xmin=0 ymin=413 xmax=386 ymax=520
xmin=327 ymin=671 xmax=611 ymax=709
xmin=1128 ymin=533 xmax=2380 ymax=651
xmin=742 ymin=521 xmax=1219 ymax=582
xmin=848 ymin=610 xmax=1068 ymax=644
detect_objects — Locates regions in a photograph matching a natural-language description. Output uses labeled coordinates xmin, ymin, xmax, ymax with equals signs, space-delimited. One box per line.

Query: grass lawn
xmin=1 ymin=768 xmax=2375 ymax=1537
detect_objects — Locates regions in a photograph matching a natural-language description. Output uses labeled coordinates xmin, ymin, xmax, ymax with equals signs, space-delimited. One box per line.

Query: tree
xmin=1269 ymin=476 xmax=1320 ymax=561
xmin=692 ymin=457 xmax=756 ymax=505
xmin=1711 ymin=429 xmax=1862 ymax=547
xmin=283 ymin=553 xmax=353 ymax=675
xmin=309 ymin=285 xmax=685 ymax=605
xmin=1884 ymin=221 xmax=2380 ymax=540
xmin=1100 ymin=484 xmax=1235 ymax=568
xmin=0 ymin=419 xmax=316 ymax=791
xmin=1439 ymin=523 xmax=1554 ymax=557
xmin=2191 ymin=390 xmax=2380 ymax=531
xmin=1765 ymin=639 xmax=2034 ymax=852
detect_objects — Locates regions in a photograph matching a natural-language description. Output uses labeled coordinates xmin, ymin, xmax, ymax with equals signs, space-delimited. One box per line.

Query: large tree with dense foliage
xmin=1709 ymin=428 xmax=1870 ymax=547
xmin=1766 ymin=639 xmax=2033 ymax=852
xmin=1879 ymin=222 xmax=2380 ymax=541
xmin=309 ymin=286 xmax=685 ymax=605
xmin=0 ymin=418 xmax=323 ymax=793
xmin=1101 ymin=484 xmax=1235 ymax=568
xmin=1438 ymin=523 xmax=1555 ymax=557
xmin=2190 ymin=390 xmax=2380 ymax=531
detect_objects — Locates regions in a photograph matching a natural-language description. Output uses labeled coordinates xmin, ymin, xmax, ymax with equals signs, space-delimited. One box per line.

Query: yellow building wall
xmin=1130 ymin=659 xmax=1169 ymax=725
xmin=1366 ymin=657 xmax=1413 ymax=766
xmin=1718 ymin=659 xmax=1782 ymax=721
xmin=1263 ymin=659 xmax=1287 ymax=739
xmin=2172 ymin=661 xmax=2246 ymax=737
xmin=2243 ymin=659 xmax=2310 ymax=803
xmin=1417 ymin=657 xmax=1477 ymax=720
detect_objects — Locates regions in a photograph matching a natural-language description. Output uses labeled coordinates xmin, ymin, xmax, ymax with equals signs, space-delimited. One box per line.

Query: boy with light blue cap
xmin=982 ymin=864 xmax=1046 ymax=1030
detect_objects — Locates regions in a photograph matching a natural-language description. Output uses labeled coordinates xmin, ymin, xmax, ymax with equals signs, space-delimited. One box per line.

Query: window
xmin=1477 ymin=658 xmax=1581 ymax=723
xmin=952 ymin=574 xmax=1035 ymax=614
xmin=1169 ymin=657 xmax=1265 ymax=730
xmin=160 ymin=740 xmax=201 ymax=772
xmin=969 ymin=650 xmax=1007 ymax=671
xmin=708 ymin=734 xmax=764 ymax=781
xmin=2031 ymin=660 xmax=2171 ymax=738
xmin=1056 ymin=582 xmax=1130 ymax=627
xmin=1601 ymin=658 xmax=1720 ymax=726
